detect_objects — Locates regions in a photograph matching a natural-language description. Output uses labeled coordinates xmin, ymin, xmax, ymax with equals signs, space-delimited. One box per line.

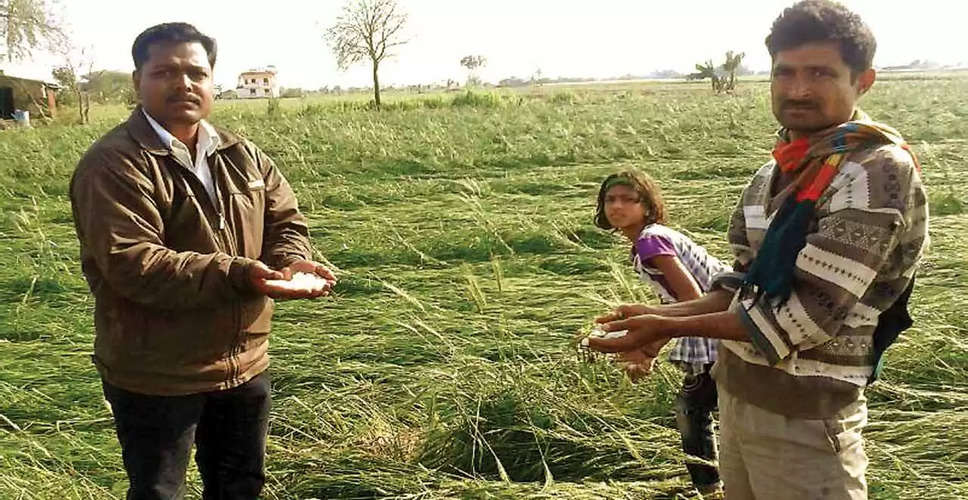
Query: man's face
xmin=770 ymin=41 xmax=874 ymax=134
xmin=133 ymin=41 xmax=214 ymax=128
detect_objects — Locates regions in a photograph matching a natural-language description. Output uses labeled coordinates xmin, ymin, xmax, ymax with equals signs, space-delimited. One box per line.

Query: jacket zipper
xmin=173 ymin=154 xmax=243 ymax=388
xmin=211 ymin=156 xmax=244 ymax=387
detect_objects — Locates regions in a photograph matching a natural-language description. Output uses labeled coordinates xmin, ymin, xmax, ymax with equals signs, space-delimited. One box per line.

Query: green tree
xmin=688 ymin=59 xmax=722 ymax=92
xmin=325 ymin=0 xmax=408 ymax=108
xmin=83 ymin=70 xmax=134 ymax=104
xmin=721 ymin=50 xmax=746 ymax=91
xmin=0 ymin=0 xmax=62 ymax=62
xmin=688 ymin=51 xmax=746 ymax=93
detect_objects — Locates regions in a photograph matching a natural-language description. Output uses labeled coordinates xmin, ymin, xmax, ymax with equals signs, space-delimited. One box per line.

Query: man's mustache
xmin=782 ymin=100 xmax=819 ymax=110
xmin=168 ymin=95 xmax=201 ymax=105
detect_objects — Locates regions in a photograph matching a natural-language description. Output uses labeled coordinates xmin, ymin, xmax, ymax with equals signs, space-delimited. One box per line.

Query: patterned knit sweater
xmin=712 ymin=142 xmax=928 ymax=419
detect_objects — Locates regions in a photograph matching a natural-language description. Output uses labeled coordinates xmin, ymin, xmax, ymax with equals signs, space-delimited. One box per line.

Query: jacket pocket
xmin=114 ymin=300 xmax=150 ymax=353
xmin=240 ymin=295 xmax=274 ymax=335
xmin=229 ymin=188 xmax=265 ymax=259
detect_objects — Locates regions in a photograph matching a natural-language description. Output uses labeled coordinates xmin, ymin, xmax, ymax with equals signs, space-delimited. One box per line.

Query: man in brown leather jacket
xmin=69 ymin=22 xmax=334 ymax=499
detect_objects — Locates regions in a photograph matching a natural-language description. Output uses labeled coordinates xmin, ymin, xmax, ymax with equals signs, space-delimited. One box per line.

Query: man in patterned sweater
xmin=587 ymin=1 xmax=928 ymax=498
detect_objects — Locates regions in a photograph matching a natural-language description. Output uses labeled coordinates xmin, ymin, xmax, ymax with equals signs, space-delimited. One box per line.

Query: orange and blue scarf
xmin=745 ymin=109 xmax=917 ymax=302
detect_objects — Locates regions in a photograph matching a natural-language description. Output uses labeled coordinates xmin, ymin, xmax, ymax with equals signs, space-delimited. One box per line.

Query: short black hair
xmin=766 ymin=0 xmax=876 ymax=78
xmin=132 ymin=22 xmax=217 ymax=71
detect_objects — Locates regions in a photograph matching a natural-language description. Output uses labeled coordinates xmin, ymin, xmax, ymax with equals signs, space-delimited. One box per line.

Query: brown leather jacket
xmin=70 ymin=107 xmax=312 ymax=395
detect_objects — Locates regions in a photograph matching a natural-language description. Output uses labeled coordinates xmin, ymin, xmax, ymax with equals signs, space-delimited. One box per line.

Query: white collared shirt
xmin=142 ymin=109 xmax=221 ymax=204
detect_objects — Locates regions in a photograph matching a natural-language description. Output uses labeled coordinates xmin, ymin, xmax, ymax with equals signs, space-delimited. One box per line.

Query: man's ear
xmin=132 ymin=70 xmax=141 ymax=101
xmin=857 ymin=68 xmax=876 ymax=95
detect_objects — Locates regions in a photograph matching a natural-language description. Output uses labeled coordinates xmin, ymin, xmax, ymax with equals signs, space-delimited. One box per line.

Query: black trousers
xmin=674 ymin=364 xmax=721 ymax=490
xmin=102 ymin=373 xmax=271 ymax=500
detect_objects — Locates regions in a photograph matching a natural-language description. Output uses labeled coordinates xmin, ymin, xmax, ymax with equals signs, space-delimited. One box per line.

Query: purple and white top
xmin=632 ymin=224 xmax=731 ymax=366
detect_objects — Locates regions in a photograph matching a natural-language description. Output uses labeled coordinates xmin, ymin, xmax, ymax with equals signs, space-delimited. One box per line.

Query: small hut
xmin=0 ymin=71 xmax=59 ymax=119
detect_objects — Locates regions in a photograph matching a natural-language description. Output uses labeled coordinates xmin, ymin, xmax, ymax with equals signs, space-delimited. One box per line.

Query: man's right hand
xmin=595 ymin=304 xmax=655 ymax=324
xmin=248 ymin=262 xmax=329 ymax=300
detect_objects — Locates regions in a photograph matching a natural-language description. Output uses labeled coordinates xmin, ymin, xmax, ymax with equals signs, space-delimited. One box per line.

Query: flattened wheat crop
xmin=1 ymin=78 xmax=966 ymax=499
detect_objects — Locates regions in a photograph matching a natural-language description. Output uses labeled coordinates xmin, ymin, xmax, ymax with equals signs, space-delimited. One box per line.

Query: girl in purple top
xmin=593 ymin=168 xmax=726 ymax=496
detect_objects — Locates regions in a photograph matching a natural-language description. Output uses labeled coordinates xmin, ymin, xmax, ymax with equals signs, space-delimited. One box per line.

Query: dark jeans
xmin=674 ymin=364 xmax=721 ymax=491
xmin=102 ymin=372 xmax=271 ymax=500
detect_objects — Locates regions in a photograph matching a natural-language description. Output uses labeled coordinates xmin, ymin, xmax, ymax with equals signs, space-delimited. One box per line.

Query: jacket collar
xmin=141 ymin=108 xmax=221 ymax=157
xmin=126 ymin=105 xmax=243 ymax=154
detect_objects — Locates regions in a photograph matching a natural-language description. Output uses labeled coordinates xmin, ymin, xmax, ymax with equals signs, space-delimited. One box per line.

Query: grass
xmin=1 ymin=78 xmax=966 ymax=499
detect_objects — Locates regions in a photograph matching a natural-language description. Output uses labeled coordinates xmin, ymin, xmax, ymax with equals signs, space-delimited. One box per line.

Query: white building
xmin=236 ymin=66 xmax=280 ymax=99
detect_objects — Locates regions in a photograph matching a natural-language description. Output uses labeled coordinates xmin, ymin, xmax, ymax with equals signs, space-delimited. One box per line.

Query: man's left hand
xmin=587 ymin=314 xmax=669 ymax=353
xmin=281 ymin=259 xmax=338 ymax=294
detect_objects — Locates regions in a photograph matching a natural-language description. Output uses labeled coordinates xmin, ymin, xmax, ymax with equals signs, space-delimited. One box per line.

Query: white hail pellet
xmin=265 ymin=272 xmax=330 ymax=291
xmin=588 ymin=325 xmax=629 ymax=340
xmin=577 ymin=326 xmax=628 ymax=363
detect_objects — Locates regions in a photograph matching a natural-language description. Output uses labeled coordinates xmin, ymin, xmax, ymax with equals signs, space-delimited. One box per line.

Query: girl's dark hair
xmin=132 ymin=22 xmax=217 ymax=71
xmin=594 ymin=169 xmax=666 ymax=230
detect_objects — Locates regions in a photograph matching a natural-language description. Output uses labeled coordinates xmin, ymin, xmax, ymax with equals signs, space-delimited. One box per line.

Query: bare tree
xmin=531 ymin=67 xmax=543 ymax=86
xmin=459 ymin=54 xmax=486 ymax=87
xmin=0 ymin=0 xmax=63 ymax=62
xmin=51 ymin=42 xmax=93 ymax=124
xmin=324 ymin=0 xmax=407 ymax=108
xmin=721 ymin=50 xmax=746 ymax=91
